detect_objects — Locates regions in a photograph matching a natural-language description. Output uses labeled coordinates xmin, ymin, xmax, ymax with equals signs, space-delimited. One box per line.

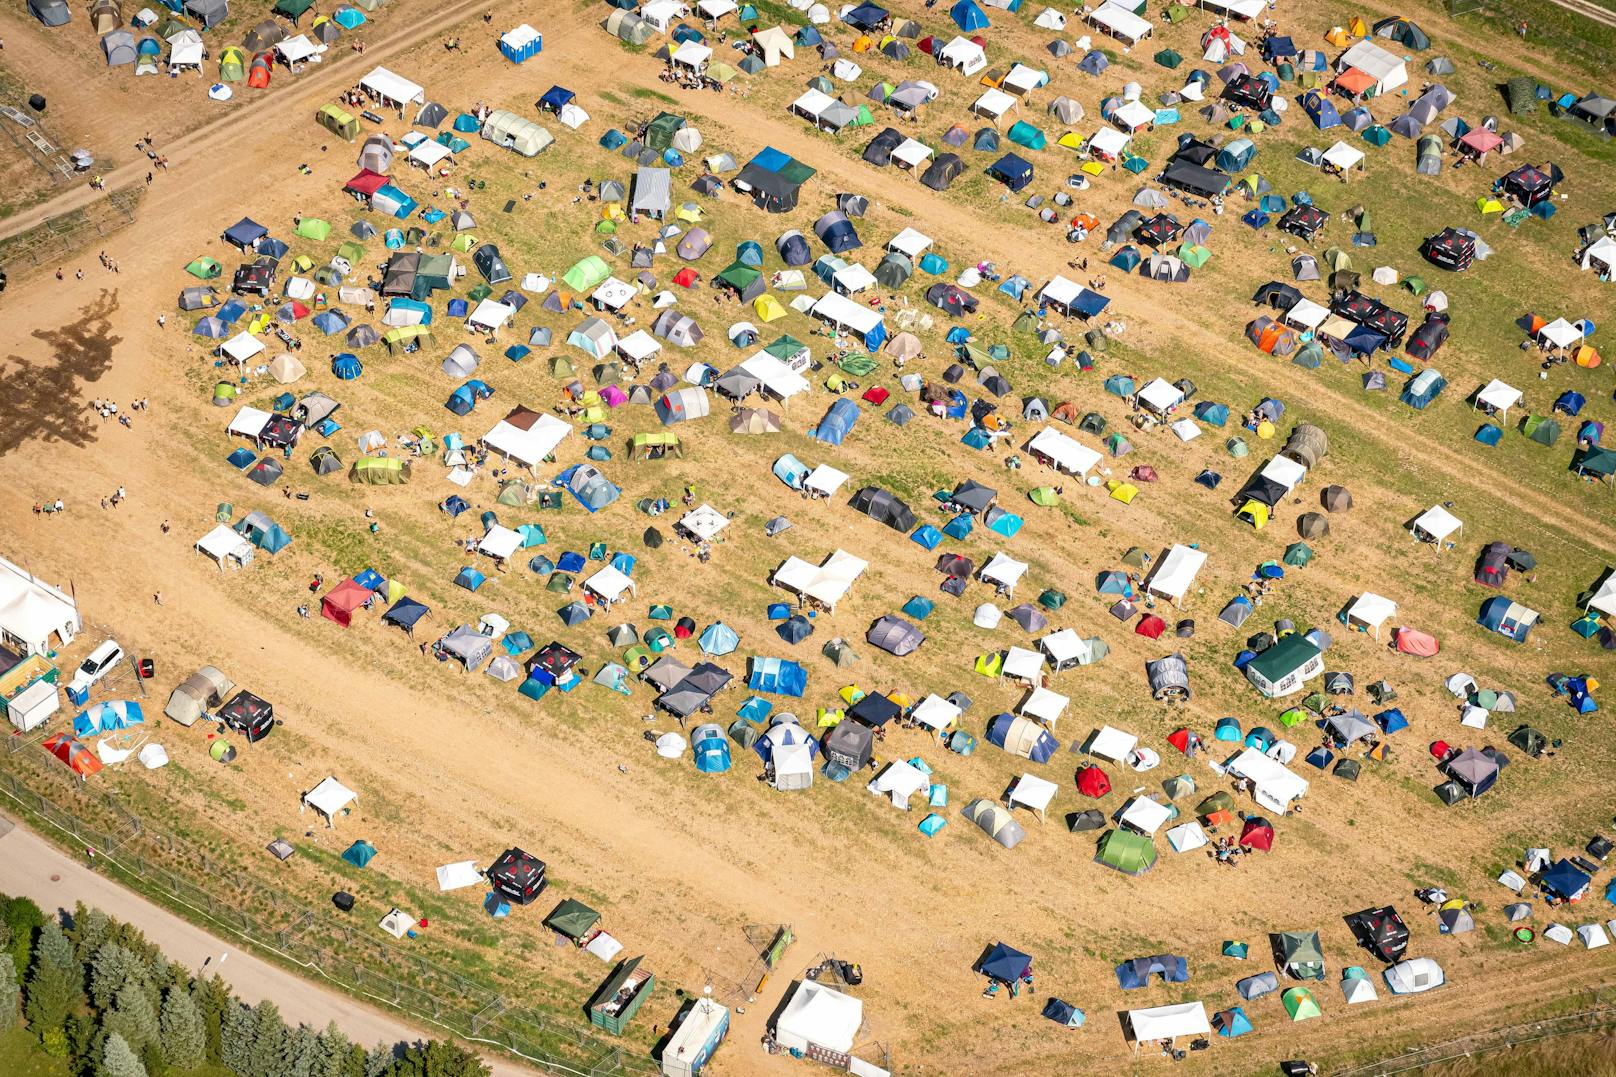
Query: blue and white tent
xmin=74 ymin=700 xmax=144 ymax=737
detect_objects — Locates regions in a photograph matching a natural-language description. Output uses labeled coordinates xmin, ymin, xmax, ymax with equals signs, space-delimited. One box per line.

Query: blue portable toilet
xmin=498 ymin=23 xmax=542 ymax=63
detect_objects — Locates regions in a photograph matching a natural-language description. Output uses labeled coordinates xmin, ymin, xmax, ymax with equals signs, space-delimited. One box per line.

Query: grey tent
xmin=824 ymin=721 xmax=873 ymax=770
xmin=1321 ymin=485 xmax=1352 ymax=511
xmin=964 ymin=799 xmax=1027 ymax=848
xmin=1146 ymin=653 xmax=1191 ymax=700
xmin=715 ymin=367 xmax=761 ymax=400
xmin=165 ymin=666 xmax=236 ymax=725
xmin=874 ymin=252 xmax=912 ymax=287
xmin=1425 ymin=56 xmax=1455 ymax=75
xmin=866 ymin=615 xmax=924 ymax=657
xmin=439 ymin=625 xmax=493 ymax=669
xmin=632 ymin=167 xmax=673 ymax=220
xmin=30 ymin=0 xmax=71 ymax=25
xmin=102 ymin=29 xmax=137 ymax=65
xmin=921 ymin=154 xmax=965 ymax=191
xmin=1277 ymin=930 xmax=1325 ymax=980
xmin=887 ymin=404 xmax=914 ymax=426
xmin=416 ymin=101 xmax=448 ymax=128
xmin=1237 ymin=972 xmax=1280 ymax=1000
xmin=1416 ymin=134 xmax=1443 ymax=175
xmin=473 ymin=244 xmax=511 ymax=285
xmin=179 ymin=286 xmax=220 ymax=310
xmin=357 ymin=135 xmax=393 ymax=173
xmin=1049 ymin=96 xmax=1084 ymax=123
xmin=242 ymin=19 xmax=285 ymax=51
xmin=850 ymin=486 xmax=915 ymax=530
xmin=1292 ymin=254 xmax=1320 ymax=281
xmin=677 ymin=228 xmax=713 ymax=259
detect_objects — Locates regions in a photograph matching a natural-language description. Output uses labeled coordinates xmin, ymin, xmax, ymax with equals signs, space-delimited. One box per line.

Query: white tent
xmin=677 ymin=503 xmax=730 ymax=540
xmin=221 ymin=332 xmax=265 ymax=364
xmin=1580 ymin=923 xmax=1610 ymax=949
xmin=227 ymin=404 xmax=273 ymax=440
xmin=584 ymin=565 xmax=636 ymax=603
xmin=275 ymin=34 xmax=323 ymax=63
xmin=697 ymin=0 xmax=737 ymax=15
xmin=0 ymin=557 xmax=82 ymax=656
xmin=868 ymin=759 xmax=929 ymax=808
xmin=888 ymin=227 xmax=932 ymax=258
xmin=752 ymin=25 xmax=794 ymax=66
xmin=1087 ymin=724 xmax=1138 ymax=762
xmin=360 ymin=65 xmax=425 ymax=105
xmin=939 ymin=36 xmax=987 ymax=76
xmin=1119 ymin=796 xmax=1172 ymax=834
xmin=774 ymin=981 xmax=862 ymax=1054
xmin=1580 ymin=235 xmax=1616 ymax=275
xmin=671 ymin=40 xmax=712 ymax=70
xmin=302 ymin=776 xmax=358 ymax=827
xmin=1111 ymin=99 xmax=1156 ymax=132
xmin=803 ymin=464 xmax=849 ymax=497
xmin=591 ymin=277 xmax=637 ymax=312
xmin=477 ymin=525 xmax=523 ymax=560
xmin=1027 ymin=427 xmax=1101 ymax=476
xmin=640 ymin=0 xmax=688 ymax=33
xmin=1039 ymin=628 xmax=1099 ymax=669
xmin=616 ymin=328 xmax=662 ymax=365
xmin=1410 ymin=505 xmax=1463 ymax=549
xmin=1001 ymin=645 xmax=1045 ymax=682
xmin=972 ymin=88 xmax=1017 ymax=122
xmin=1342 ymin=976 xmax=1378 ymax=1003
xmin=910 ymin=693 xmax=962 ymax=732
xmin=740 ymin=352 xmax=811 ymax=399
xmin=1088 ymin=1 xmax=1153 ymax=44
xmin=1537 ymin=317 xmax=1583 ymax=348
xmin=1019 ymin=686 xmax=1068 ymax=725
xmin=1338 ymin=40 xmax=1407 ymax=95
xmin=1475 ymin=378 xmax=1522 ymax=420
xmin=811 ymin=291 xmax=884 ymax=341
xmin=1226 ymin=747 xmax=1309 ymax=813
xmin=1283 ymin=298 xmax=1330 ymax=331
xmin=771 ymin=549 xmax=868 ymax=611
xmin=1146 ymin=545 xmax=1206 ymax=607
xmin=1136 ymin=378 xmax=1184 ymax=414
xmin=1008 ymin=773 xmax=1059 ymax=820
xmin=407 ymin=138 xmax=453 ymax=169
xmin=1002 ymin=63 xmax=1047 ymax=96
xmin=1321 ymin=141 xmax=1366 ymax=173
xmin=1166 ymin=821 xmax=1207 ymax=852
xmin=1586 ymin=571 xmax=1616 ymax=617
xmin=833 ymin=264 xmax=877 ymax=295
xmin=1127 ymin=1002 xmax=1209 ymax=1042
xmin=480 ymin=412 xmax=571 ymax=468
xmin=466 ymin=299 xmax=515 ymax=332
xmin=1034 ymin=7 xmax=1065 ymax=30
xmin=195 ymin=523 xmax=254 ymax=568
xmin=1345 ymin=592 xmax=1398 ymax=639
xmin=981 ymin=552 xmax=1029 ymax=596
xmin=1260 ymin=454 xmax=1307 ymax=492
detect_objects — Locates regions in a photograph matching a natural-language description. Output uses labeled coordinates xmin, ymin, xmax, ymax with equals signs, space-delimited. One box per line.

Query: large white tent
xmin=0 ymin=555 xmax=82 ymax=656
xmin=480 ymin=412 xmax=571 ymax=469
xmin=771 ymin=549 xmax=868 ymax=611
xmin=1126 ymin=1002 xmax=1209 ymax=1042
xmin=1146 ymin=545 xmax=1207 ymax=607
xmin=773 ymin=981 xmax=863 ymax=1054
xmin=1226 ymin=747 xmax=1310 ymax=813
xmin=1027 ymin=427 xmax=1101 ymax=476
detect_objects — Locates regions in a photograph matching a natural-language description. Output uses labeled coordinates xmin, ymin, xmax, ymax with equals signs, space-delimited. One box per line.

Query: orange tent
xmin=42 ymin=733 xmax=103 ymax=778
xmin=1573 ymin=345 xmax=1601 ymax=368
xmin=1333 ymin=68 xmax=1376 ymax=97
xmin=852 ymin=34 xmax=874 ymax=52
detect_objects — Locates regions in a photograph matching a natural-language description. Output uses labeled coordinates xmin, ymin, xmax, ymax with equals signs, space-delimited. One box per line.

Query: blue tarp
xmin=749 ymin=657 xmax=808 ymax=697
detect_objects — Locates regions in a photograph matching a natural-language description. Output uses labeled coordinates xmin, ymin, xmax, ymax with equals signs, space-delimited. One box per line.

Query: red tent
xmin=1167 ymin=728 xmax=1192 ymax=754
xmin=673 ymin=267 xmax=700 ymax=288
xmin=321 ymin=579 xmax=373 ymax=627
xmin=248 ymin=54 xmax=273 ymax=89
xmin=862 ymin=386 xmax=890 ymax=405
xmin=1076 ymin=764 xmax=1111 ymax=798
xmin=1135 ymin=614 xmax=1167 ymax=639
xmin=42 ymin=733 xmax=103 ymax=778
xmin=1239 ymin=817 xmax=1275 ymax=852
xmin=1429 ymin=740 xmax=1452 ymax=759
xmin=345 ymin=169 xmax=389 ymax=197
xmin=1393 ymin=627 xmax=1440 ymax=656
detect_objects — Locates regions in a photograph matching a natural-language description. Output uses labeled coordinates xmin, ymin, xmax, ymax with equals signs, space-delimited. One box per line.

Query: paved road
xmin=0 ymin=814 xmax=532 ymax=1077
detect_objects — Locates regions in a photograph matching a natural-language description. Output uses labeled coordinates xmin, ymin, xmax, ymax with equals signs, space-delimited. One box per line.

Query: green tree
xmin=244 ymin=1000 xmax=287 ymax=1077
xmin=220 ymin=1004 xmax=254 ymax=1076
xmin=69 ymin=905 xmax=112 ymax=968
xmin=192 ymin=975 xmax=232 ymax=1064
xmin=159 ymin=984 xmax=206 ymax=1070
xmin=314 ymin=1022 xmax=358 ymax=1077
xmin=102 ymin=1031 xmax=149 ymax=1077
xmin=92 ymin=943 xmax=148 ymax=1012
xmin=24 ymin=920 xmax=78 ymax=1042
xmin=0 ymin=954 xmax=20 ymax=1025
xmin=106 ymin=979 xmax=161 ymax=1051
xmin=377 ymin=1041 xmax=489 ymax=1077
xmin=284 ymin=1024 xmax=321 ymax=1077
xmin=362 ymin=1044 xmax=392 ymax=1077
xmin=3 ymin=897 xmax=45 ymax=997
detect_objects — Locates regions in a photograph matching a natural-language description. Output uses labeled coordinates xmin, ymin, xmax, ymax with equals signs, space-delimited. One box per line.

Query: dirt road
xmin=0 ymin=813 xmax=534 ymax=1077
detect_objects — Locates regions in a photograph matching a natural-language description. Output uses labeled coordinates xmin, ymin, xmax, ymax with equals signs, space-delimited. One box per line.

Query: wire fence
xmin=0 ymin=186 xmax=143 ymax=271
xmin=1330 ymin=994 xmax=1616 ymax=1075
xmin=0 ymin=758 xmax=660 ymax=1077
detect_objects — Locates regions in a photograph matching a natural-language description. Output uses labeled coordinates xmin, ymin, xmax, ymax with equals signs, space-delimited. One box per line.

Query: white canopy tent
xmin=1019 ymin=686 xmax=1069 ymax=725
xmin=1537 ymin=317 xmax=1584 ymax=349
xmin=910 ymin=693 xmax=962 ymax=732
xmin=890 ymin=141 xmax=934 ymax=173
xmin=677 ymin=504 xmax=730 ymax=541
xmin=1087 ymin=724 xmax=1138 ymax=762
xmin=972 ymin=88 xmax=1017 ymax=122
xmin=1089 ymin=1 xmax=1153 ymax=44
xmin=774 ymin=981 xmax=863 ymax=1054
xmin=1008 ymin=773 xmax=1059 ymax=820
xmin=221 ymin=332 xmax=265 ymax=364
xmin=740 ymin=352 xmax=811 ymax=399
xmin=477 ymin=525 xmax=523 ymax=560
xmin=1119 ymin=796 xmax=1172 ymax=834
xmin=1027 ymin=426 xmax=1101 ymax=476
xmin=360 ymin=65 xmax=424 ymax=105
xmin=888 ymin=226 xmax=932 ymax=257
xmin=1337 ymin=40 xmax=1407 ymax=95
xmin=583 ymin=565 xmax=636 ymax=603
xmin=301 ymin=776 xmax=358 ymax=827
xmin=1226 ymin=747 xmax=1309 ymax=813
xmin=1126 ymin=1002 xmax=1210 ymax=1043
xmin=480 ymin=412 xmax=571 ymax=469
xmin=616 ymin=329 xmax=662 ymax=365
xmin=868 ymin=759 xmax=929 ymax=808
xmin=1111 ymin=99 xmax=1157 ymax=132
xmin=1136 ymin=378 xmax=1184 ymax=414
xmin=227 ymin=404 xmax=273 ymax=440
xmin=939 ymin=36 xmax=987 ymax=76
xmin=1586 ymin=571 xmax=1616 ymax=617
xmin=981 ymin=552 xmax=1029 ymax=596
xmin=1410 ymin=505 xmax=1463 ymax=550
xmin=771 ymin=549 xmax=868 ymax=611
xmin=1146 ymin=544 xmax=1206 ymax=607
xmin=467 ymin=299 xmax=516 ymax=332
xmin=1322 ymin=141 xmax=1366 ymax=173
xmin=1345 ymin=592 xmax=1398 ymax=639
xmin=195 ymin=523 xmax=255 ymax=568
xmin=1001 ymin=645 xmax=1045 ymax=683
xmin=803 ymin=464 xmax=850 ymax=497
xmin=1283 ymin=298 xmax=1330 ymax=331
xmin=1475 ymin=379 xmax=1522 ymax=420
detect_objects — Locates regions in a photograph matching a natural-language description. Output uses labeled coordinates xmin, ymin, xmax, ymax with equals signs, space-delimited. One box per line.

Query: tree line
xmin=0 ymin=893 xmax=490 ymax=1077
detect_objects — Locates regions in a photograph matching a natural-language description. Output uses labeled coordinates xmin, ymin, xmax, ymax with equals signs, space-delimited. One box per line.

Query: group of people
xmin=91 ymin=397 xmax=147 ymax=428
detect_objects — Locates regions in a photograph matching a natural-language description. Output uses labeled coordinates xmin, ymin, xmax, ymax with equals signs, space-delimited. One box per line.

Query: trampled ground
xmin=3 ymin=0 xmax=1616 ymax=1073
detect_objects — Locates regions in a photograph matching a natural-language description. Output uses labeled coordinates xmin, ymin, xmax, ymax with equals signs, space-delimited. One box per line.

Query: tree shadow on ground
xmin=0 ymin=289 xmax=122 ymax=457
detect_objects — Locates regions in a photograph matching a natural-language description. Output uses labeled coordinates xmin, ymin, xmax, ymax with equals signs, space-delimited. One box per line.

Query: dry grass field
xmin=2 ymin=0 xmax=1616 ymax=1073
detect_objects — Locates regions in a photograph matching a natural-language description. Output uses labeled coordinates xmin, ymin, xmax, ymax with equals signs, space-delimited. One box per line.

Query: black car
xmin=1347 ymin=906 xmax=1410 ymax=962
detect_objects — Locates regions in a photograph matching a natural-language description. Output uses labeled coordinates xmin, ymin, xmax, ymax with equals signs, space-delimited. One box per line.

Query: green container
xmin=588 ymin=957 xmax=654 ymax=1035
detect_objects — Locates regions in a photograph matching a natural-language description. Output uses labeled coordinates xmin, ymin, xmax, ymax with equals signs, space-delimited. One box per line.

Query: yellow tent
xmin=248 ymin=313 xmax=271 ymax=335
xmin=290 ymin=254 xmax=315 ymax=272
xmin=385 ymin=579 xmax=406 ymax=604
xmin=581 ymin=405 xmax=606 ymax=423
xmin=1246 ymin=118 xmax=1266 ymax=134
xmin=1081 ymin=160 xmax=1106 ymax=176
xmin=852 ymin=34 xmax=874 ymax=52
xmin=1348 ymin=15 xmax=1368 ymax=37
xmin=752 ymin=293 xmax=788 ymax=321
xmin=1237 ymin=501 xmax=1270 ymax=529
xmin=838 ymin=684 xmax=865 ymax=705
xmin=1256 ymin=419 xmax=1276 ymax=439
xmin=1477 ymin=197 xmax=1504 ymax=214
xmin=601 ymin=202 xmax=625 ymax=221
xmin=1324 ymin=26 xmax=1352 ymax=45
xmin=451 ymin=234 xmax=478 ymax=251
xmin=1056 ymin=131 xmax=1084 ymax=149
xmin=888 ymin=691 xmax=913 ymax=709
xmin=816 ymin=707 xmax=844 ymax=727
xmin=578 ymin=389 xmax=603 ymax=409
xmin=675 ymin=203 xmax=703 ymax=223
xmin=1108 ymin=480 xmax=1139 ymax=504
xmin=974 ymin=652 xmax=1004 ymax=677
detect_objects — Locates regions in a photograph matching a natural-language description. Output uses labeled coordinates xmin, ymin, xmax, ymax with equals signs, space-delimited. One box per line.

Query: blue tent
xmin=1194 ymin=401 xmax=1230 ymax=426
xmin=341 ymin=840 xmax=377 ymax=868
xmin=942 ymin=514 xmax=973 ymax=540
xmin=1478 ymin=595 xmax=1537 ymax=642
xmin=1215 ymin=1006 xmax=1254 ymax=1037
xmin=911 ymin=524 xmax=943 ymax=549
xmin=1374 ymin=708 xmax=1408 ymax=734
xmin=446 ymin=385 xmax=479 ymax=416
xmin=812 ymin=398 xmax=861 ymax=445
xmin=773 ymin=453 xmax=809 ymax=488
xmin=920 ymin=252 xmax=948 ymax=274
xmin=698 ymin=622 xmax=740 ymax=656
xmin=74 ymin=700 xmax=144 ymax=737
xmin=1262 ymin=35 xmax=1296 ymax=60
xmin=538 ymin=85 xmax=574 ymax=113
xmin=988 ymin=511 xmax=1023 ymax=537
xmin=441 ymin=495 xmax=469 ymax=517
xmin=752 ymin=720 xmax=818 ymax=763
xmin=1041 ymin=999 xmax=1085 ymax=1028
xmin=778 ymin=615 xmax=813 ymax=644
xmin=738 ymin=696 xmax=773 ymax=722
xmin=331 ymin=353 xmax=363 ymax=380
xmin=987 ymin=153 xmax=1034 ymax=192
xmin=1109 ymin=246 xmax=1141 ymax=271
xmin=950 ymin=0 xmax=989 ymax=30
xmin=1542 ymin=859 xmax=1591 ymax=900
xmin=600 ymin=128 xmax=627 ymax=151
xmin=1400 ymin=370 xmax=1447 ymax=410
xmin=1305 ymin=746 xmax=1334 ymax=769
xmin=558 ymin=601 xmax=592 ymax=626
xmin=1104 ymin=374 xmax=1136 ymax=397
xmin=194 ymin=317 xmax=228 ymax=338
xmin=844 ymin=2 xmax=888 ymax=30
xmin=1078 ymin=49 xmax=1108 ymax=76
xmin=1216 ymin=138 xmax=1256 ymax=172
xmin=502 ymin=631 xmax=533 ymax=655
xmin=1116 ymin=955 xmax=1189 ymax=990
xmin=314 ymin=310 xmax=348 ymax=334
xmin=1214 ymin=717 xmax=1242 ymax=741
xmin=902 ymin=595 xmax=934 ymax=619
xmin=216 ymin=299 xmax=247 ymax=323
xmin=693 ymin=725 xmax=732 ymax=772
xmin=987 ymin=712 xmax=1058 ymax=762
xmin=382 ymin=596 xmax=431 ymax=634
xmin=737 ymin=240 xmax=764 ymax=267
xmin=455 ymin=566 xmax=487 ymax=591
xmin=1555 ymin=390 xmax=1586 ymax=416
xmin=979 ymin=942 xmax=1032 ymax=983
xmin=749 ymin=657 xmax=808 ymax=696
xmin=1474 ymin=423 xmax=1503 ymax=446
xmin=223 ymin=217 xmax=267 ymax=249
xmin=1303 ymin=91 xmax=1341 ymax=129
xmin=795 ymin=26 xmax=822 ymax=46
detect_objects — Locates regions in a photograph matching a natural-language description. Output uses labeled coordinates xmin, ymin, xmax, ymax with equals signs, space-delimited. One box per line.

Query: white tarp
xmin=1226 ymin=747 xmax=1310 ymax=813
xmin=435 ymin=861 xmax=482 ymax=891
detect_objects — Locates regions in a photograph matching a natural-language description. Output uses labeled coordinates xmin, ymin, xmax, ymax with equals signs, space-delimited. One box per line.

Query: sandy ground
xmin=2 ymin=0 xmax=1616 ymax=1074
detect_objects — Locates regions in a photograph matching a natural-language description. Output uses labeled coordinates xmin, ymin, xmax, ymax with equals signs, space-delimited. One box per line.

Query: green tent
xmin=497 ymin=480 xmax=528 ymax=507
xmin=1007 ymin=121 xmax=1046 ymax=151
xmin=1154 ymin=48 xmax=1182 ymax=68
xmin=1038 ymin=588 xmax=1066 ymax=611
xmin=316 ymin=104 xmax=360 ymax=142
xmin=1222 ymin=940 xmax=1248 ymax=959
xmin=294 ymin=218 xmax=332 ymax=242
xmin=643 ymin=112 xmax=686 ymax=152
xmin=850 ymin=105 xmax=874 ymax=127
xmin=1029 ymin=486 xmax=1059 ymax=507
xmin=1164 ymin=1 xmax=1189 ymax=20
xmin=1197 ymin=791 xmax=1234 ymax=818
xmin=1277 ymin=931 xmax=1325 ymax=980
xmin=1404 ymin=275 xmax=1426 ymax=297
xmin=349 ymin=457 xmax=411 ymax=485
xmin=1178 ymin=244 xmax=1211 ymax=268
xmin=1282 ymin=542 xmax=1313 ymax=566
xmin=1523 ymin=415 xmax=1561 ymax=446
xmin=383 ymin=325 xmax=434 ymax=354
xmin=973 ymin=652 xmax=1003 ymax=677
xmin=716 ymin=262 xmax=762 ymax=294
xmin=340 ymin=839 xmax=376 ymax=868
xmin=1505 ymin=76 xmax=1537 ymax=115
xmin=1277 ymin=707 xmax=1308 ymax=728
xmin=1282 ymin=987 xmax=1321 ymax=1021
xmin=544 ymin=898 xmax=600 ymax=941
xmin=186 ymin=257 xmax=221 ymax=279
xmin=274 ymin=0 xmax=314 ymax=16
xmin=563 ymin=255 xmax=611 ymax=292
xmin=1095 ymin=830 xmax=1157 ymax=876
xmin=337 ymin=241 xmax=366 ymax=265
